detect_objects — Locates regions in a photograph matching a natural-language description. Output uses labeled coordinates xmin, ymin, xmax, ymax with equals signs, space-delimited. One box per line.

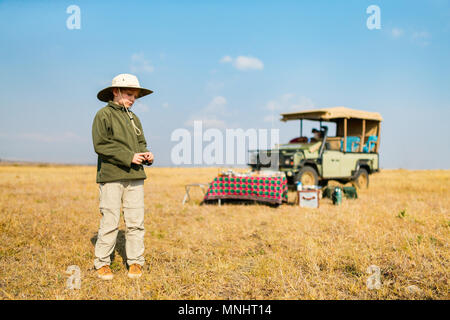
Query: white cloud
xmin=412 ymin=31 xmax=430 ymax=38
xmin=210 ymin=96 xmax=227 ymax=105
xmin=205 ymin=81 xmax=225 ymax=93
xmin=387 ymin=28 xmax=432 ymax=46
xmin=281 ymin=93 xmax=295 ymax=101
xmin=220 ymin=55 xmax=232 ymax=63
xmin=233 ymin=56 xmax=264 ymax=70
xmin=220 ymin=55 xmax=264 ymax=71
xmin=133 ymin=101 xmax=150 ymax=113
xmin=186 ymin=96 xmax=229 ymax=128
xmin=130 ymin=53 xmax=155 ymax=73
xmin=290 ymin=96 xmax=315 ymax=111
xmin=1 ymin=131 xmax=85 ymax=143
xmin=412 ymin=31 xmax=431 ymax=46
xmin=264 ymin=94 xmax=315 ymax=122
xmin=263 ymin=114 xmax=279 ymax=123
xmin=266 ymin=100 xmax=281 ymax=112
xmin=184 ymin=117 xmax=227 ymax=129
xmin=391 ymin=28 xmax=404 ymax=38
xmin=205 ymin=96 xmax=227 ymax=114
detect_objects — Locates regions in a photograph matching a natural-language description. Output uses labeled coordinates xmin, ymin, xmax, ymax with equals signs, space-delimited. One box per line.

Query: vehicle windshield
xmin=285 ymin=120 xmax=336 ymax=145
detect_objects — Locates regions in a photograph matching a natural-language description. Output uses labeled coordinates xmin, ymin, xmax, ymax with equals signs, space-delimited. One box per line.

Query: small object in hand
xmin=142 ymin=160 xmax=153 ymax=166
xmin=142 ymin=159 xmax=153 ymax=166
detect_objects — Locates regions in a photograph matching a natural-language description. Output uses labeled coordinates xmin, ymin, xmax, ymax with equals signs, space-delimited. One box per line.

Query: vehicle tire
xmin=295 ymin=166 xmax=319 ymax=187
xmin=353 ymin=168 xmax=369 ymax=189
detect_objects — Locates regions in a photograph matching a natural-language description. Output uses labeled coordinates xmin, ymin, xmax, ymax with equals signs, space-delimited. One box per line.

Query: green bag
xmin=322 ymin=186 xmax=358 ymax=199
xmin=343 ymin=186 xmax=358 ymax=199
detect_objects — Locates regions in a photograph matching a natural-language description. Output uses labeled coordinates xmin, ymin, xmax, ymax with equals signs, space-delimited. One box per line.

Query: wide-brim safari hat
xmin=97 ymin=73 xmax=153 ymax=102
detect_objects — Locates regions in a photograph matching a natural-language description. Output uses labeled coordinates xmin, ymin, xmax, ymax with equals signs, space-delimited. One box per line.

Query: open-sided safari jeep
xmin=249 ymin=107 xmax=383 ymax=189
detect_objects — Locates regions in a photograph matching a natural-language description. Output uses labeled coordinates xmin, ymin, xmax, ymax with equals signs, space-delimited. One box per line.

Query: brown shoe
xmin=128 ymin=264 xmax=143 ymax=279
xmin=96 ymin=265 xmax=113 ymax=280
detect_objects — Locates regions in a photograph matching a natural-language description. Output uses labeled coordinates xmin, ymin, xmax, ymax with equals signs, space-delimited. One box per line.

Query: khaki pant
xmin=94 ymin=180 xmax=145 ymax=270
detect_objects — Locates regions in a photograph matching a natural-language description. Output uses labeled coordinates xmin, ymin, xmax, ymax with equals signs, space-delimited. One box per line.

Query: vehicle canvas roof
xmin=280 ymin=106 xmax=383 ymax=122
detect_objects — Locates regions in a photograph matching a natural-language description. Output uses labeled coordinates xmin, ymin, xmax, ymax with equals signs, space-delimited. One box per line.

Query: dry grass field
xmin=0 ymin=165 xmax=448 ymax=300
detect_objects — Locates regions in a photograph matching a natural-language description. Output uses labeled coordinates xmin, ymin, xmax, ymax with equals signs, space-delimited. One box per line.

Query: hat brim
xmin=97 ymin=86 xmax=153 ymax=102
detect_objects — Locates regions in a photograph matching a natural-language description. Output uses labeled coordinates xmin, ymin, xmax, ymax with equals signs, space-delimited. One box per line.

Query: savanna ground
xmin=0 ymin=164 xmax=448 ymax=300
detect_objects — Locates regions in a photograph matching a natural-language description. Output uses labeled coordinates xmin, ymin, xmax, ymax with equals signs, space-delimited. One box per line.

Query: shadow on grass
xmin=201 ymin=199 xmax=282 ymax=208
xmin=90 ymin=230 xmax=128 ymax=269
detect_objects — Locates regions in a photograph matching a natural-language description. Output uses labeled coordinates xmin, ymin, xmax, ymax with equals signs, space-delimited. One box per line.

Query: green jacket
xmin=92 ymin=101 xmax=149 ymax=183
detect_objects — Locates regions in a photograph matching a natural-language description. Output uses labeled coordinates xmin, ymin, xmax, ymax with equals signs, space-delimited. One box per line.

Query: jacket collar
xmin=108 ymin=100 xmax=128 ymax=111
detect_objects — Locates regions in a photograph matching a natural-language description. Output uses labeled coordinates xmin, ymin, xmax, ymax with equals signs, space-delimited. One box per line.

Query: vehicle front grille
xmin=279 ymin=152 xmax=295 ymax=168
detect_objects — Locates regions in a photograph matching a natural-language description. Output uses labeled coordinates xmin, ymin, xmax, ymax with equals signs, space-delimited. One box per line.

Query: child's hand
xmin=132 ymin=153 xmax=146 ymax=165
xmin=143 ymin=152 xmax=154 ymax=163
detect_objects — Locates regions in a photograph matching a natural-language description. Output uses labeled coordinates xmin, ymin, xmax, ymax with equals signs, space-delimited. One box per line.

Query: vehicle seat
xmin=289 ymin=136 xmax=308 ymax=143
xmin=340 ymin=136 xmax=360 ymax=152
xmin=363 ymin=135 xmax=378 ymax=153
xmin=325 ymin=137 xmax=343 ymax=150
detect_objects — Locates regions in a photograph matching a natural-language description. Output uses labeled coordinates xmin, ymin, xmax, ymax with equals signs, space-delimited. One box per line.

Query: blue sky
xmin=0 ymin=0 xmax=449 ymax=169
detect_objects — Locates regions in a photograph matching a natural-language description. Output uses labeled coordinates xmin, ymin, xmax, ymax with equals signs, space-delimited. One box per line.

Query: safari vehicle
xmin=249 ymin=107 xmax=383 ymax=189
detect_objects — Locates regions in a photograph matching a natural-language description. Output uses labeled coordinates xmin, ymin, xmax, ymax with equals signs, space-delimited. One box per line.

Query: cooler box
xmin=298 ymin=190 xmax=320 ymax=208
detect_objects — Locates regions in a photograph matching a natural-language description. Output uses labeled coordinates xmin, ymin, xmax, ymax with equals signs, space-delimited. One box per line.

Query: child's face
xmin=113 ymin=88 xmax=140 ymax=108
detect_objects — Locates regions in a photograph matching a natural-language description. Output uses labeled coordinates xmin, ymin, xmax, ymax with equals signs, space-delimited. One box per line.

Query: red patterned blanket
xmin=203 ymin=175 xmax=289 ymax=205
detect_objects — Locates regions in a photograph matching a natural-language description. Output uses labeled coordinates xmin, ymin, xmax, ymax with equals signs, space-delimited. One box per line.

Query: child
xmin=92 ymin=73 xmax=154 ymax=280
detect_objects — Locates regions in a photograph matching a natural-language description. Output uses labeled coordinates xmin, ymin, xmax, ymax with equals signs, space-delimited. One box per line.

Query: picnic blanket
xmin=203 ymin=175 xmax=289 ymax=204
